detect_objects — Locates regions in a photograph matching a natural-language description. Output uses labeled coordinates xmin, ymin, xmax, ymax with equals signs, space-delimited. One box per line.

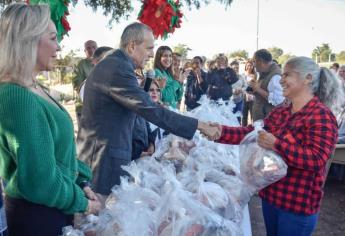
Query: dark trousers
xmin=5 ymin=197 xmax=73 ymax=236
xmin=242 ymin=100 xmax=253 ymax=126
xmin=262 ymin=199 xmax=318 ymax=236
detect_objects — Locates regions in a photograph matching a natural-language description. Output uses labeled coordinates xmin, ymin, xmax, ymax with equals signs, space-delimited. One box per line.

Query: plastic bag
xmin=155 ymin=180 xmax=242 ymax=236
xmin=62 ymin=226 xmax=84 ymax=236
xmin=239 ymin=121 xmax=287 ymax=191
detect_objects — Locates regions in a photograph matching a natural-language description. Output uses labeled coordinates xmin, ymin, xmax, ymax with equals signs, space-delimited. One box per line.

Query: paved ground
xmin=249 ymin=177 xmax=345 ymax=236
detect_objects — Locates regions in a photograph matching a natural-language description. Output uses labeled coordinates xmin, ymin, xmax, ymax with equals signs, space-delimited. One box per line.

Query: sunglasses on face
xmin=149 ymin=88 xmax=161 ymax=92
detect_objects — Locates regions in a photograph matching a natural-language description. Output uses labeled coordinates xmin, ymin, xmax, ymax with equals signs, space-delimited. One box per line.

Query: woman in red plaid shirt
xmin=212 ymin=56 xmax=344 ymax=236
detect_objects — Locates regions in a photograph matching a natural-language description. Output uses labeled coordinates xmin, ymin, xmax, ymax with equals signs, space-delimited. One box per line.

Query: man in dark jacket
xmin=77 ymin=23 xmax=219 ymax=196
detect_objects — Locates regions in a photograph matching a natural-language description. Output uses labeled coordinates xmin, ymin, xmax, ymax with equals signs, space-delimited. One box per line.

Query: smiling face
xmin=160 ymin=50 xmax=172 ymax=70
xmin=280 ymin=64 xmax=311 ymax=99
xmin=129 ymin=31 xmax=155 ymax=69
xmin=35 ymin=21 xmax=60 ymax=72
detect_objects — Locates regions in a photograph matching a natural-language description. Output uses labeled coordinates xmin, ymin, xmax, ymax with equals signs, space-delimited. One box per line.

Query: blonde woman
xmin=0 ymin=4 xmax=100 ymax=235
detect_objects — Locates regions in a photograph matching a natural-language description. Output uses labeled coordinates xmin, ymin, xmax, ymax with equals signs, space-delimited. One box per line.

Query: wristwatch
xmin=79 ymin=181 xmax=92 ymax=189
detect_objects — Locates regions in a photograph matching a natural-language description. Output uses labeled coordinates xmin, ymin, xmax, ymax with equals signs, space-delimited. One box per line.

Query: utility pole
xmin=256 ymin=0 xmax=260 ymax=50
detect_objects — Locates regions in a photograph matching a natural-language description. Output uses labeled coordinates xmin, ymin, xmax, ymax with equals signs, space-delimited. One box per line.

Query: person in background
xmin=79 ymin=46 xmax=113 ymax=101
xmin=230 ymin=60 xmax=247 ymax=123
xmin=242 ymin=59 xmax=257 ymax=126
xmin=206 ymin=60 xmax=217 ymax=72
xmin=338 ymin=65 xmax=345 ymax=90
xmin=330 ymin=62 xmax=339 ymax=74
xmin=147 ymin=80 xmax=167 ymax=148
xmin=211 ymin=56 xmax=344 ymax=236
xmin=328 ymin=65 xmax=345 ymax=180
xmin=172 ymin=52 xmax=183 ymax=82
xmin=72 ymin=40 xmax=97 ymax=90
xmin=185 ymin=56 xmax=208 ymax=110
xmin=154 ymin=46 xmax=183 ymax=108
xmin=200 ymin=56 xmax=208 ymax=72
xmin=72 ymin=39 xmax=97 ymax=125
xmin=207 ymin=54 xmax=238 ymax=101
xmin=250 ymin=49 xmax=284 ymax=121
xmin=0 ymin=4 xmax=100 ymax=235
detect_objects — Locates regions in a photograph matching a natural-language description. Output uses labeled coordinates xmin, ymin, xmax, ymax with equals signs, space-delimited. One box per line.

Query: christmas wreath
xmin=138 ymin=0 xmax=183 ymax=39
xmin=27 ymin=0 xmax=72 ymax=42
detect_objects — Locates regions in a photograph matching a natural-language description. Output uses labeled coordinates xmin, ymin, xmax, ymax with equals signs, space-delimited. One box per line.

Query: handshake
xmin=197 ymin=121 xmax=223 ymax=141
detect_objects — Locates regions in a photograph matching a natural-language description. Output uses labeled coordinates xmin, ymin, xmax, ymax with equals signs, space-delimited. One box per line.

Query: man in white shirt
xmin=249 ymin=49 xmax=284 ymax=121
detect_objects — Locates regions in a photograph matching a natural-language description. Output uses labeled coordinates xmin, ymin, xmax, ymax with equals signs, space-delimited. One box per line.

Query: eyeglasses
xmin=149 ymin=88 xmax=161 ymax=92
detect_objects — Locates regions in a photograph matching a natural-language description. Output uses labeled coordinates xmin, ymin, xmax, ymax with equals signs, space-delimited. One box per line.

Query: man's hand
xmin=197 ymin=121 xmax=222 ymax=141
xmin=257 ymin=130 xmax=277 ymax=150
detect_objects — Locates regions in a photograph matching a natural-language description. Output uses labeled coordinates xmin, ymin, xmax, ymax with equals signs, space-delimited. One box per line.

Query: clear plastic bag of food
xmin=239 ymin=121 xmax=287 ymax=191
xmin=155 ymin=181 xmax=242 ymax=236
xmin=62 ymin=226 xmax=85 ymax=236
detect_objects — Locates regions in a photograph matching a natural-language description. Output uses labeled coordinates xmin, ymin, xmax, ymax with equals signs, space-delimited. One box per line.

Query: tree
xmin=173 ymin=43 xmax=191 ymax=59
xmin=267 ymin=47 xmax=283 ymax=60
xmin=311 ymin=43 xmax=335 ymax=63
xmin=336 ymin=51 xmax=345 ymax=63
xmin=1 ymin=0 xmax=234 ymax=24
xmin=55 ymin=50 xmax=79 ymax=83
xmin=277 ymin=53 xmax=294 ymax=66
xmin=228 ymin=50 xmax=248 ymax=60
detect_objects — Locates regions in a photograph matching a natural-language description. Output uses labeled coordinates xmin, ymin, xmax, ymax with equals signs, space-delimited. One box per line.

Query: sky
xmin=60 ymin=0 xmax=345 ymax=59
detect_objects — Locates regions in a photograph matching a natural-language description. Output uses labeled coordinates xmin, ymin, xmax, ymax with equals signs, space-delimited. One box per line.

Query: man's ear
xmin=127 ymin=41 xmax=135 ymax=55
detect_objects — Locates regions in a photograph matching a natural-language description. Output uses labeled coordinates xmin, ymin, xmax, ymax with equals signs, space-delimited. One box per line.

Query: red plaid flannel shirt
xmin=217 ymin=96 xmax=338 ymax=214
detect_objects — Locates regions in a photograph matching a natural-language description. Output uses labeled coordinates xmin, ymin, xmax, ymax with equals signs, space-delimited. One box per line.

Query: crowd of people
xmin=0 ymin=3 xmax=345 ymax=236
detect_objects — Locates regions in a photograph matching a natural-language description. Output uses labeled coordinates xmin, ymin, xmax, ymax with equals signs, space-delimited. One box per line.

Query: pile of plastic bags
xmin=63 ymin=97 xmax=287 ymax=236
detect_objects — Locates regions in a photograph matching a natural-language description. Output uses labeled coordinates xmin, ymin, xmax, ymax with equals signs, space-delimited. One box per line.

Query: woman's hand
xmin=156 ymin=77 xmax=167 ymax=89
xmin=257 ymin=130 xmax=277 ymax=150
xmin=83 ymin=186 xmax=98 ymax=201
xmin=141 ymin=143 xmax=155 ymax=157
xmin=86 ymin=199 xmax=102 ymax=215
xmin=249 ymin=80 xmax=260 ymax=91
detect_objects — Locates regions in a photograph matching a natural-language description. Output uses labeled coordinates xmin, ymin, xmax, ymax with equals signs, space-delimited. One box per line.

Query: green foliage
xmin=268 ymin=47 xmax=283 ymax=60
xmin=1 ymin=1 xmax=234 ymax=24
xmin=61 ymin=72 xmax=74 ymax=84
xmin=173 ymin=43 xmax=191 ymax=58
xmin=336 ymin=51 xmax=345 ymax=64
xmin=228 ymin=50 xmax=248 ymax=60
xmin=277 ymin=53 xmax=294 ymax=66
xmin=311 ymin=43 xmax=335 ymax=63
xmin=55 ymin=50 xmax=78 ymax=83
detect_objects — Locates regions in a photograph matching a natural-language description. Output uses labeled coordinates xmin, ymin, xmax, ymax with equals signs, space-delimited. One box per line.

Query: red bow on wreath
xmin=27 ymin=0 xmax=73 ymax=42
xmin=138 ymin=0 xmax=183 ymax=39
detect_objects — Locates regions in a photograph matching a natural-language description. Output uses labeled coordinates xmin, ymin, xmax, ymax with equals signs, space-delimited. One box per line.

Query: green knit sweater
xmin=0 ymin=83 xmax=91 ymax=214
xmin=154 ymin=68 xmax=183 ymax=108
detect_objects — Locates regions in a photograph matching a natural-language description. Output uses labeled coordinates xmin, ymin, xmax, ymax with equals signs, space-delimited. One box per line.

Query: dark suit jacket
xmin=77 ymin=50 xmax=198 ymax=195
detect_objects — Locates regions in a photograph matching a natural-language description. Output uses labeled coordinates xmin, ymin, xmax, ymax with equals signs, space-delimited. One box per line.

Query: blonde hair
xmin=0 ymin=3 xmax=50 ymax=86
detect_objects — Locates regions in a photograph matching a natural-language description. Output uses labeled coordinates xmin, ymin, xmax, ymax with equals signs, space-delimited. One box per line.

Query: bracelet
xmin=80 ymin=181 xmax=92 ymax=189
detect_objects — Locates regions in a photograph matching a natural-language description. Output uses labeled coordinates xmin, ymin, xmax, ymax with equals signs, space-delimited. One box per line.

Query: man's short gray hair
xmin=120 ymin=22 xmax=152 ymax=51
